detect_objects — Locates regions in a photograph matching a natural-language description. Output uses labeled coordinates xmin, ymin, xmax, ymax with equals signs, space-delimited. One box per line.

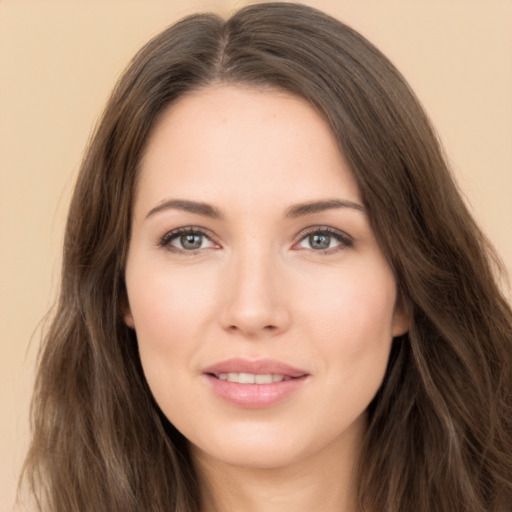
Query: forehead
xmin=136 ymin=84 xmax=361 ymax=214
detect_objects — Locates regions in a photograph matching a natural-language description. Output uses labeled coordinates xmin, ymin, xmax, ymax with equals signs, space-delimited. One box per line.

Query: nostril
xmin=226 ymin=323 xmax=278 ymax=335
xmin=220 ymin=296 xmax=291 ymax=336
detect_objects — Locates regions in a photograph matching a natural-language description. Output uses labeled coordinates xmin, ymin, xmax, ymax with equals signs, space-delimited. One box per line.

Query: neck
xmin=192 ymin=417 xmax=364 ymax=512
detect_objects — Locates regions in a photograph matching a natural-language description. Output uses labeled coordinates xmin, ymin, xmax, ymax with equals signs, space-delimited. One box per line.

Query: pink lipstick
xmin=202 ymin=358 xmax=309 ymax=409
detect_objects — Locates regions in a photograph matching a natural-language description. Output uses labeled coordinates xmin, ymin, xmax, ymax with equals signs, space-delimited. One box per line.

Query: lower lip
xmin=204 ymin=375 xmax=308 ymax=409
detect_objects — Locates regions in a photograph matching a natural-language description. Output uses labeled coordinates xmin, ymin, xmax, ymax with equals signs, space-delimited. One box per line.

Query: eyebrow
xmin=145 ymin=199 xmax=223 ymax=219
xmin=285 ymin=199 xmax=365 ymax=218
xmin=145 ymin=197 xmax=365 ymax=220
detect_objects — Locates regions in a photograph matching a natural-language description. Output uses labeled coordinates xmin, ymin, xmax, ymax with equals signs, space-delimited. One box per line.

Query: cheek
xmin=127 ymin=258 xmax=216 ymax=331
xmin=298 ymin=267 xmax=396 ymax=430
xmin=302 ymin=263 xmax=397 ymax=342
xmin=124 ymin=259 xmax=219 ymax=384
xmin=125 ymin=264 xmax=220 ymax=433
xmin=300 ymin=263 xmax=397 ymax=394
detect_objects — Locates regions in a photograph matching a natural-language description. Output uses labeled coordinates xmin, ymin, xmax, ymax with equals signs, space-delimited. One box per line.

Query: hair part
xmin=21 ymin=3 xmax=512 ymax=511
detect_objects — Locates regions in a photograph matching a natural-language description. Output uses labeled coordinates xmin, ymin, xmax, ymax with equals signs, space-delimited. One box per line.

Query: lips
xmin=202 ymin=358 xmax=308 ymax=378
xmin=202 ymin=358 xmax=309 ymax=408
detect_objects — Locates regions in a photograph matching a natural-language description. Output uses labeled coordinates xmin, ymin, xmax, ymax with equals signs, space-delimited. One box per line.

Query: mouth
xmin=202 ymin=357 xmax=309 ymax=380
xmin=202 ymin=358 xmax=309 ymax=408
xmin=210 ymin=372 xmax=296 ymax=384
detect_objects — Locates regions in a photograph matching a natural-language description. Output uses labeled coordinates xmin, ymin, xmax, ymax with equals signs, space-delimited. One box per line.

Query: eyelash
xmin=157 ymin=226 xmax=218 ymax=254
xmin=157 ymin=225 xmax=354 ymax=254
xmin=293 ymin=226 xmax=354 ymax=253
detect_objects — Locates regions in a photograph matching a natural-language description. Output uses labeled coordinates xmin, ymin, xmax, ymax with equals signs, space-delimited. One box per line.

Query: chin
xmin=195 ymin=440 xmax=305 ymax=470
xmin=187 ymin=414 xmax=363 ymax=472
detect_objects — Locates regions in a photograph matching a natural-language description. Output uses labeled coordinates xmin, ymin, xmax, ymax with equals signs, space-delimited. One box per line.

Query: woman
xmin=22 ymin=3 xmax=512 ymax=511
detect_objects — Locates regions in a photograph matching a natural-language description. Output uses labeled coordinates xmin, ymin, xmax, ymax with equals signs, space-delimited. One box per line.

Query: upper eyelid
xmin=158 ymin=226 xmax=219 ymax=247
xmin=292 ymin=226 xmax=355 ymax=253
xmin=294 ymin=225 xmax=353 ymax=242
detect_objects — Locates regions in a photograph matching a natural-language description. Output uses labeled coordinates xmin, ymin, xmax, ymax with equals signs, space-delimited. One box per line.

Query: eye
xmin=294 ymin=227 xmax=353 ymax=252
xmin=158 ymin=227 xmax=218 ymax=253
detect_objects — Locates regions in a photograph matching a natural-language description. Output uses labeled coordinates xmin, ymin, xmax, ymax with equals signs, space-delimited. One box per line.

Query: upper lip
xmin=202 ymin=358 xmax=309 ymax=378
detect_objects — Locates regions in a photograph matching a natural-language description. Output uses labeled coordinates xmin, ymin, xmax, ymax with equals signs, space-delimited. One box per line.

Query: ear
xmin=391 ymin=302 xmax=411 ymax=337
xmin=123 ymin=307 xmax=135 ymax=329
xmin=120 ymin=294 xmax=135 ymax=329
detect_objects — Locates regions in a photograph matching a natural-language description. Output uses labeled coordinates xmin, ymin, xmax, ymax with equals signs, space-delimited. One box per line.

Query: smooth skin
xmin=124 ymin=85 xmax=409 ymax=512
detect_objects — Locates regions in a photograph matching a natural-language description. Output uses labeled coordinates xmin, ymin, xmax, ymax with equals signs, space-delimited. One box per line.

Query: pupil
xmin=181 ymin=233 xmax=202 ymax=249
xmin=310 ymin=233 xmax=330 ymax=249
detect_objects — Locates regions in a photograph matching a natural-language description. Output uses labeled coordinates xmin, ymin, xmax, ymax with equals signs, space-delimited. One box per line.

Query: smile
xmin=202 ymin=358 xmax=309 ymax=408
xmin=216 ymin=373 xmax=292 ymax=384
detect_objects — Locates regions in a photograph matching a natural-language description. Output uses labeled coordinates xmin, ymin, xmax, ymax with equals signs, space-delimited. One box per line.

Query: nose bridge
xmin=220 ymin=237 xmax=289 ymax=336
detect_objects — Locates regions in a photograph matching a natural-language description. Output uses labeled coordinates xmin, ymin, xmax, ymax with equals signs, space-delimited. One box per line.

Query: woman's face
xmin=124 ymin=85 xmax=408 ymax=470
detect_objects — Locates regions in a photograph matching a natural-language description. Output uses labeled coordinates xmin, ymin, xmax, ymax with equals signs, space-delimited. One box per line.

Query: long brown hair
xmin=22 ymin=3 xmax=512 ymax=511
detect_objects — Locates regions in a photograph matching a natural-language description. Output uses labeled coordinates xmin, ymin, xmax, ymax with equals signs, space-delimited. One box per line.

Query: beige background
xmin=1 ymin=0 xmax=511 ymax=509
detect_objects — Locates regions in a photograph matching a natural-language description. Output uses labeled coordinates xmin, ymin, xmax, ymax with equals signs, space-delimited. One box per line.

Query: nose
xmin=219 ymin=245 xmax=291 ymax=338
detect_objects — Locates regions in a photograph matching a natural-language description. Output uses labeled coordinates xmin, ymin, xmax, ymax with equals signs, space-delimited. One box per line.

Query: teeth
xmin=217 ymin=372 xmax=287 ymax=384
xmin=255 ymin=374 xmax=273 ymax=384
xmin=237 ymin=372 xmax=254 ymax=384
